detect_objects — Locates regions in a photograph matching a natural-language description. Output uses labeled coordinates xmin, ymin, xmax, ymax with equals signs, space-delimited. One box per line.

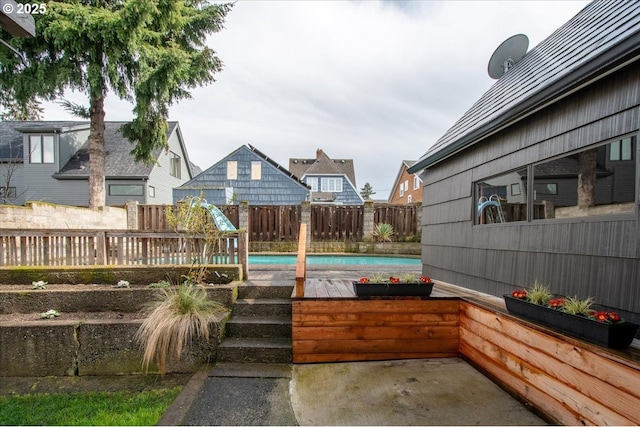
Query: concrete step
xmin=210 ymin=362 xmax=291 ymax=378
xmin=225 ymin=316 xmax=291 ymax=338
xmin=232 ymin=299 xmax=292 ymax=317
xmin=217 ymin=337 xmax=292 ymax=364
xmin=237 ymin=284 xmax=294 ymax=300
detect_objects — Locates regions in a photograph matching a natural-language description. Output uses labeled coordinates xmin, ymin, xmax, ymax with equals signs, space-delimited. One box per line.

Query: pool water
xmin=249 ymin=254 xmax=421 ymax=265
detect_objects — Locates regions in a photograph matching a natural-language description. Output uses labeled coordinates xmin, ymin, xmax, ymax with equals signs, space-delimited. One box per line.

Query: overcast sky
xmin=40 ymin=0 xmax=591 ymax=200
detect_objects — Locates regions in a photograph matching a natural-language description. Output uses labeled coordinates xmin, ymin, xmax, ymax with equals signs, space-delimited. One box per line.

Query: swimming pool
xmin=249 ymin=254 xmax=421 ymax=265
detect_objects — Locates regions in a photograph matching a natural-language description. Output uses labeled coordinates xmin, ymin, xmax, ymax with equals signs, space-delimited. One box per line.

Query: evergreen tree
xmin=360 ymin=182 xmax=376 ymax=200
xmin=0 ymin=0 xmax=233 ymax=208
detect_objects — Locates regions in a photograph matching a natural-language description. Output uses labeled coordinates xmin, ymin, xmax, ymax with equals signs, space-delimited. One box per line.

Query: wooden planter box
xmin=353 ymin=281 xmax=433 ymax=297
xmin=503 ymin=294 xmax=639 ymax=349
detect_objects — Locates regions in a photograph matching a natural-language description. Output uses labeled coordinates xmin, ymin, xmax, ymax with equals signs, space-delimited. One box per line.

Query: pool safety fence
xmin=137 ymin=202 xmax=420 ymax=243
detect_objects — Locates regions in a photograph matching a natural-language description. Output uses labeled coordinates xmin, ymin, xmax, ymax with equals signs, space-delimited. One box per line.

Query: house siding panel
xmin=419 ymin=65 xmax=640 ymax=322
xmin=148 ymin=130 xmax=190 ymax=205
xmin=174 ymin=146 xmax=309 ymax=205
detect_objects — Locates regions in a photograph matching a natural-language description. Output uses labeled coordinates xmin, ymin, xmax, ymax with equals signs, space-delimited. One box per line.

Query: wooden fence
xmin=0 ymin=229 xmax=247 ymax=271
xmin=138 ymin=203 xmax=418 ymax=242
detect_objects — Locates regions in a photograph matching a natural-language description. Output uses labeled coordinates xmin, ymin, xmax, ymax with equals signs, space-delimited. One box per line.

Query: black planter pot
xmin=503 ymin=294 xmax=639 ymax=349
xmin=353 ymin=281 xmax=433 ymax=297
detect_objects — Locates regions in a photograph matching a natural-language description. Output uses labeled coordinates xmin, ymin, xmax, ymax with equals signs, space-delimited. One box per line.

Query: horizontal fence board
xmin=292 ymin=299 xmax=460 ymax=363
xmin=460 ymin=302 xmax=640 ymax=425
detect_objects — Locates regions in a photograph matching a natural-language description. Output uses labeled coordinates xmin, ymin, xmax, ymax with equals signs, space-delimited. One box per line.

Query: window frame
xmin=29 ymin=135 xmax=55 ymax=164
xmin=227 ymin=160 xmax=238 ymax=180
xmin=108 ymin=184 xmax=144 ymax=197
xmin=251 ymin=161 xmax=262 ymax=180
xmin=320 ymin=177 xmax=343 ymax=193
xmin=473 ymin=134 xmax=637 ymax=226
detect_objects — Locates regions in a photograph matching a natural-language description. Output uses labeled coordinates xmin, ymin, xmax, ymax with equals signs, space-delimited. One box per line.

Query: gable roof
xmin=0 ymin=120 xmax=193 ymax=178
xmin=289 ymin=149 xmax=357 ymax=187
xmin=178 ymin=144 xmax=309 ymax=189
xmin=408 ymin=0 xmax=640 ymax=174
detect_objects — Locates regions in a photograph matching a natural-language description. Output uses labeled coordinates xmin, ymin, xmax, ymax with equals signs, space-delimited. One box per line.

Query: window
xmin=474 ymin=135 xmax=636 ymax=224
xmin=148 ymin=186 xmax=155 ymax=198
xmin=609 ymin=137 xmax=633 ymax=161
xmin=399 ymin=185 xmax=404 ymax=197
xmin=475 ymin=168 xmax=528 ymax=223
xmin=251 ymin=161 xmax=261 ymax=180
xmin=0 ymin=187 xmax=17 ymax=198
xmin=414 ymin=175 xmax=421 ymax=190
xmin=306 ymin=177 xmax=318 ymax=191
xmin=169 ymin=152 xmax=181 ymax=178
xmin=29 ymin=135 xmax=54 ymax=164
xmin=109 ymin=184 xmax=144 ymax=196
xmin=407 ymin=194 xmax=413 ymax=203
xmin=321 ymin=177 xmax=343 ymax=192
xmin=404 ymin=180 xmax=409 ymax=191
xmin=227 ymin=161 xmax=237 ymax=180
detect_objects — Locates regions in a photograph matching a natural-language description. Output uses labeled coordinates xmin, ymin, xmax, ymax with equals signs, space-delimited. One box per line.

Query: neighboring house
xmin=289 ymin=149 xmax=363 ymax=205
xmin=0 ymin=121 xmax=197 ymax=206
xmin=407 ymin=0 xmax=640 ymax=322
xmin=388 ymin=160 xmax=423 ymax=205
xmin=174 ymin=144 xmax=310 ymax=205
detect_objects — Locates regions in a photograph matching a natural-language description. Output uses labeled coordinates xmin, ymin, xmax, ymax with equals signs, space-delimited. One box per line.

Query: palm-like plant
xmin=372 ymin=223 xmax=394 ymax=242
xmin=135 ymin=283 xmax=227 ymax=375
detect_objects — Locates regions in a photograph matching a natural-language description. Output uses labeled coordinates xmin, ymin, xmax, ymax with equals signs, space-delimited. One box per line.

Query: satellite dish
xmin=488 ymin=34 xmax=529 ymax=79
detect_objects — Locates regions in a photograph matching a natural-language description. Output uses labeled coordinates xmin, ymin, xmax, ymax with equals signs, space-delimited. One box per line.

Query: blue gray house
xmin=0 ymin=120 xmax=198 ymax=206
xmin=289 ymin=149 xmax=363 ymax=205
xmin=407 ymin=0 xmax=640 ymax=323
xmin=173 ymin=144 xmax=310 ymax=205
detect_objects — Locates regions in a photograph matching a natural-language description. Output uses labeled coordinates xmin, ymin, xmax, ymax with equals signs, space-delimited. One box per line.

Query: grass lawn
xmin=0 ymin=387 xmax=182 ymax=426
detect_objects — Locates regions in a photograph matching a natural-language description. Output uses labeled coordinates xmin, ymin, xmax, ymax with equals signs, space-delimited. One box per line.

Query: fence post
xmin=237 ymin=231 xmax=249 ymax=280
xmin=125 ymin=201 xmax=139 ymax=230
xmin=363 ymin=200 xmax=375 ymax=242
xmin=239 ymin=201 xmax=249 ymax=231
xmin=95 ymin=231 xmax=107 ymax=265
xmin=300 ymin=201 xmax=311 ymax=250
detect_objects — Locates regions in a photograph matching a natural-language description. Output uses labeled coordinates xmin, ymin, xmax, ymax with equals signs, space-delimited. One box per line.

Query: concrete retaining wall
xmin=0 ymin=317 xmax=226 ymax=376
xmin=0 ymin=264 xmax=243 ymax=285
xmin=0 ymin=202 xmax=128 ymax=230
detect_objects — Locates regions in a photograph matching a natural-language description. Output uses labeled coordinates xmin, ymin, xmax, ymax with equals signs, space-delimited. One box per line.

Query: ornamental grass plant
xmin=135 ymin=281 xmax=227 ymax=375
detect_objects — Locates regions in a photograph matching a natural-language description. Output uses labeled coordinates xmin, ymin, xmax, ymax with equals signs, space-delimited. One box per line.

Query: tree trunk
xmin=88 ymin=93 xmax=106 ymax=209
xmin=577 ymin=148 xmax=597 ymax=209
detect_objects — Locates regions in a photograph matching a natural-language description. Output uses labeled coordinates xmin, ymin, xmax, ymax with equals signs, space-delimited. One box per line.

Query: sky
xmin=39 ymin=0 xmax=591 ymax=200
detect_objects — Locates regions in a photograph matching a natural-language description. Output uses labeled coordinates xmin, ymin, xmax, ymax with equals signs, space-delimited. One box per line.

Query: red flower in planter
xmin=420 ymin=276 xmax=432 ymax=284
xmin=548 ymin=298 xmax=565 ymax=309
xmin=594 ymin=311 xmax=609 ymax=322
xmin=511 ymin=290 xmax=527 ymax=299
xmin=359 ymin=277 xmax=369 ymax=284
xmin=389 ymin=277 xmax=401 ymax=284
xmin=607 ymin=311 xmax=621 ymax=323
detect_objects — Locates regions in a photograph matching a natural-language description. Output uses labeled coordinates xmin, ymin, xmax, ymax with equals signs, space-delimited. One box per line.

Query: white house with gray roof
xmin=0 ymin=120 xmax=199 ymax=206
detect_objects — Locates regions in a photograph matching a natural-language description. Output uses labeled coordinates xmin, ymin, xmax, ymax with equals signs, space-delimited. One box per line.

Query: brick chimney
xmin=316 ymin=148 xmax=323 ymax=159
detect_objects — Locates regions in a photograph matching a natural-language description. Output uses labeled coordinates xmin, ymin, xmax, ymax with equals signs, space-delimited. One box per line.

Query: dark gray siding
xmin=174 ymin=146 xmax=309 ymax=205
xmin=420 ymin=65 xmax=640 ymax=317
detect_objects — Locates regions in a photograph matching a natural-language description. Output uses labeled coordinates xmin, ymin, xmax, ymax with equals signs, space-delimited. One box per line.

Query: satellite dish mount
xmin=488 ymin=34 xmax=529 ymax=79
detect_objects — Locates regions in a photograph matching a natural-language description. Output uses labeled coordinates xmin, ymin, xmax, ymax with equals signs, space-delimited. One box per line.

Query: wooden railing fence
xmin=0 ymin=229 xmax=247 ymax=272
